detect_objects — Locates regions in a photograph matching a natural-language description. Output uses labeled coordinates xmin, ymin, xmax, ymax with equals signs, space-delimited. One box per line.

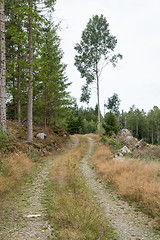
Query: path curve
xmin=80 ymin=137 xmax=160 ymax=240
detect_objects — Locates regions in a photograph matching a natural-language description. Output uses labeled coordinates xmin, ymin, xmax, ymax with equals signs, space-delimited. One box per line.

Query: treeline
xmin=119 ymin=105 xmax=160 ymax=145
xmin=1 ymin=0 xmax=71 ymax=141
xmin=66 ymin=103 xmax=98 ymax=134
xmin=66 ymin=102 xmax=160 ymax=145
xmin=104 ymin=104 xmax=160 ymax=145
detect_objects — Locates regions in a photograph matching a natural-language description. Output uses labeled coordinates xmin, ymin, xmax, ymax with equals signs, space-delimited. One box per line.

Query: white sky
xmin=54 ymin=0 xmax=160 ymax=113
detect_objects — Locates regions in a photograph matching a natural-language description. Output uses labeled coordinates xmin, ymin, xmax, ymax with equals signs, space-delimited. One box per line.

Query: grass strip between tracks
xmin=43 ymin=135 xmax=117 ymax=240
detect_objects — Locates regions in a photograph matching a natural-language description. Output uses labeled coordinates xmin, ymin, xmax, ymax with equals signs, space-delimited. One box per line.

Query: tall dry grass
xmin=0 ymin=152 xmax=34 ymax=200
xmin=45 ymin=136 xmax=117 ymax=239
xmin=91 ymin=141 xmax=160 ymax=222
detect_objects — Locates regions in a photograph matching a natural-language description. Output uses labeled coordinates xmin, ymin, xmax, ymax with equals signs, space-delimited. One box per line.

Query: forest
xmin=0 ymin=0 xmax=160 ymax=145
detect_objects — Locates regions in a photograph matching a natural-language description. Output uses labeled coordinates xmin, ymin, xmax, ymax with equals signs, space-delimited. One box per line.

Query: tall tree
xmin=27 ymin=0 xmax=33 ymax=142
xmin=0 ymin=0 xmax=7 ymax=131
xmin=74 ymin=14 xmax=122 ymax=132
xmin=33 ymin=23 xmax=71 ymax=127
xmin=5 ymin=0 xmax=28 ymax=122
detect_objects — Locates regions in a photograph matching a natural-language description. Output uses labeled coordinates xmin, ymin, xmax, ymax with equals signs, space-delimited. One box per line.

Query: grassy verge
xmin=90 ymin=136 xmax=160 ymax=229
xmin=43 ymin=135 xmax=117 ymax=240
xmin=0 ymin=152 xmax=34 ymax=202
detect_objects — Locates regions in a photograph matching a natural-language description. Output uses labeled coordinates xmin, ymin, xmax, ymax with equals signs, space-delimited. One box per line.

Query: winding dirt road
xmin=0 ymin=135 xmax=160 ymax=239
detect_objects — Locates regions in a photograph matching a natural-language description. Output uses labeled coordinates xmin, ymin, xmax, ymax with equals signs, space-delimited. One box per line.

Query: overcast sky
xmin=54 ymin=0 xmax=160 ymax=113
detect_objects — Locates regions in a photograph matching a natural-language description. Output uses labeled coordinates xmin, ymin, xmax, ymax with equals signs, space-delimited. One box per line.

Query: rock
xmin=120 ymin=129 xmax=133 ymax=137
xmin=117 ymin=129 xmax=138 ymax=146
xmin=36 ymin=133 xmax=46 ymax=140
xmin=121 ymin=146 xmax=131 ymax=154
xmin=115 ymin=152 xmax=123 ymax=158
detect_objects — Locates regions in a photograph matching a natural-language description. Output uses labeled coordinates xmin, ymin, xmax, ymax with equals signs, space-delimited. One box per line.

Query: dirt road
xmin=80 ymin=137 xmax=160 ymax=240
xmin=0 ymin=135 xmax=160 ymax=239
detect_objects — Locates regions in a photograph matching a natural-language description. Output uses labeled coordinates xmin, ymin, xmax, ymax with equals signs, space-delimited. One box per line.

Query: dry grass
xmin=0 ymin=152 xmax=34 ymax=200
xmin=44 ymin=135 xmax=117 ymax=239
xmin=90 ymin=140 xmax=160 ymax=223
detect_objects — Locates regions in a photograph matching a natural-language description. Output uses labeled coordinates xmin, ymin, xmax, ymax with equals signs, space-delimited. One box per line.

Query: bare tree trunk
xmin=17 ymin=58 xmax=21 ymax=124
xmin=136 ymin=118 xmax=138 ymax=138
xmin=44 ymin=80 xmax=47 ymax=129
xmin=157 ymin=128 xmax=160 ymax=145
xmin=27 ymin=0 xmax=33 ymax=142
xmin=96 ymin=73 xmax=100 ymax=132
xmin=151 ymin=128 xmax=154 ymax=145
xmin=0 ymin=0 xmax=7 ymax=131
xmin=17 ymin=2 xmax=21 ymax=124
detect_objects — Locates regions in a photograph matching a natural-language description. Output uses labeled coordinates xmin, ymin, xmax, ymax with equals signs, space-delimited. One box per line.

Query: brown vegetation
xmin=90 ymin=138 xmax=160 ymax=224
xmin=45 ymin=135 xmax=116 ymax=239
xmin=0 ymin=152 xmax=34 ymax=199
xmin=0 ymin=120 xmax=69 ymax=203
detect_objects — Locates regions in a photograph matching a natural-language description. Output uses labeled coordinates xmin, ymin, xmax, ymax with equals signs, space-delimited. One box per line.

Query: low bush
xmin=101 ymin=135 xmax=124 ymax=153
xmin=0 ymin=128 xmax=15 ymax=152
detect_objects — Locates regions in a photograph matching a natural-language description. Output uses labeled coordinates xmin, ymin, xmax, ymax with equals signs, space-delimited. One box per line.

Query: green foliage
xmin=0 ymin=158 xmax=4 ymax=176
xmin=101 ymin=135 xmax=124 ymax=152
xmin=5 ymin=0 xmax=71 ymax=129
xmin=33 ymin=23 xmax=71 ymax=126
xmin=66 ymin=105 xmax=98 ymax=135
xmin=103 ymin=112 xmax=120 ymax=136
xmin=118 ymin=105 xmax=160 ymax=145
xmin=74 ymin=14 xmax=122 ymax=103
xmin=0 ymin=128 xmax=14 ymax=152
xmin=105 ymin=93 xmax=120 ymax=114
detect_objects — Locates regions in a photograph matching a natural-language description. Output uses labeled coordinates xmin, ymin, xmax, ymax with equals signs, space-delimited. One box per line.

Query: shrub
xmin=101 ymin=135 xmax=124 ymax=152
xmin=0 ymin=128 xmax=14 ymax=152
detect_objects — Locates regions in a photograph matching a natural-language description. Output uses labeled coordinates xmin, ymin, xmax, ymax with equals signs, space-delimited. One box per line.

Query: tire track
xmin=80 ymin=137 xmax=160 ymax=240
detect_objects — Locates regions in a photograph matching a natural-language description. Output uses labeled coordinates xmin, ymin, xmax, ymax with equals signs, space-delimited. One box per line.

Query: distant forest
xmin=1 ymin=1 xmax=159 ymax=145
xmin=66 ymin=102 xmax=160 ymax=145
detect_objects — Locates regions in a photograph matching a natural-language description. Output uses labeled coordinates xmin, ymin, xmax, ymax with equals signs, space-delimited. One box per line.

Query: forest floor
xmin=0 ymin=133 xmax=160 ymax=239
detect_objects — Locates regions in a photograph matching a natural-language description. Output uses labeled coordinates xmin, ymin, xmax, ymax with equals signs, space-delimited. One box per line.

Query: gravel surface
xmin=0 ymin=136 xmax=79 ymax=240
xmin=0 ymin=136 xmax=160 ymax=240
xmin=0 ymin=162 xmax=52 ymax=240
xmin=80 ymin=137 xmax=160 ymax=240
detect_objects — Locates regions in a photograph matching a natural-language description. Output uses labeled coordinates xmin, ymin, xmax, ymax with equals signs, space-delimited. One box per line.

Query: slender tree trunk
xmin=151 ymin=128 xmax=154 ymax=145
xmin=17 ymin=56 xmax=21 ymax=124
xmin=44 ymin=80 xmax=47 ymax=129
xmin=17 ymin=2 xmax=21 ymax=124
xmin=157 ymin=128 xmax=160 ymax=145
xmin=97 ymin=78 xmax=100 ymax=132
xmin=27 ymin=0 xmax=33 ymax=142
xmin=96 ymin=67 xmax=100 ymax=132
xmin=136 ymin=118 xmax=138 ymax=138
xmin=0 ymin=0 xmax=7 ymax=131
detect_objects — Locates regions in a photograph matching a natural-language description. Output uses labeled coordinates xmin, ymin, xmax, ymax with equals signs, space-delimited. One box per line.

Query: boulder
xmin=117 ymin=129 xmax=138 ymax=146
xmin=121 ymin=146 xmax=131 ymax=154
xmin=36 ymin=133 xmax=46 ymax=140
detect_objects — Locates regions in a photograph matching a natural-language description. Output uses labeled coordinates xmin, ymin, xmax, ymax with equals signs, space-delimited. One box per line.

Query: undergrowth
xmin=43 ymin=135 xmax=117 ymax=240
xmin=0 ymin=128 xmax=15 ymax=153
xmin=101 ymin=135 xmax=125 ymax=153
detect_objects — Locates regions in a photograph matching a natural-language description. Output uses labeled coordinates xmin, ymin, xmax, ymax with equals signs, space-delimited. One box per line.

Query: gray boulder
xmin=117 ymin=129 xmax=138 ymax=146
xmin=121 ymin=146 xmax=131 ymax=154
xmin=36 ymin=133 xmax=46 ymax=140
